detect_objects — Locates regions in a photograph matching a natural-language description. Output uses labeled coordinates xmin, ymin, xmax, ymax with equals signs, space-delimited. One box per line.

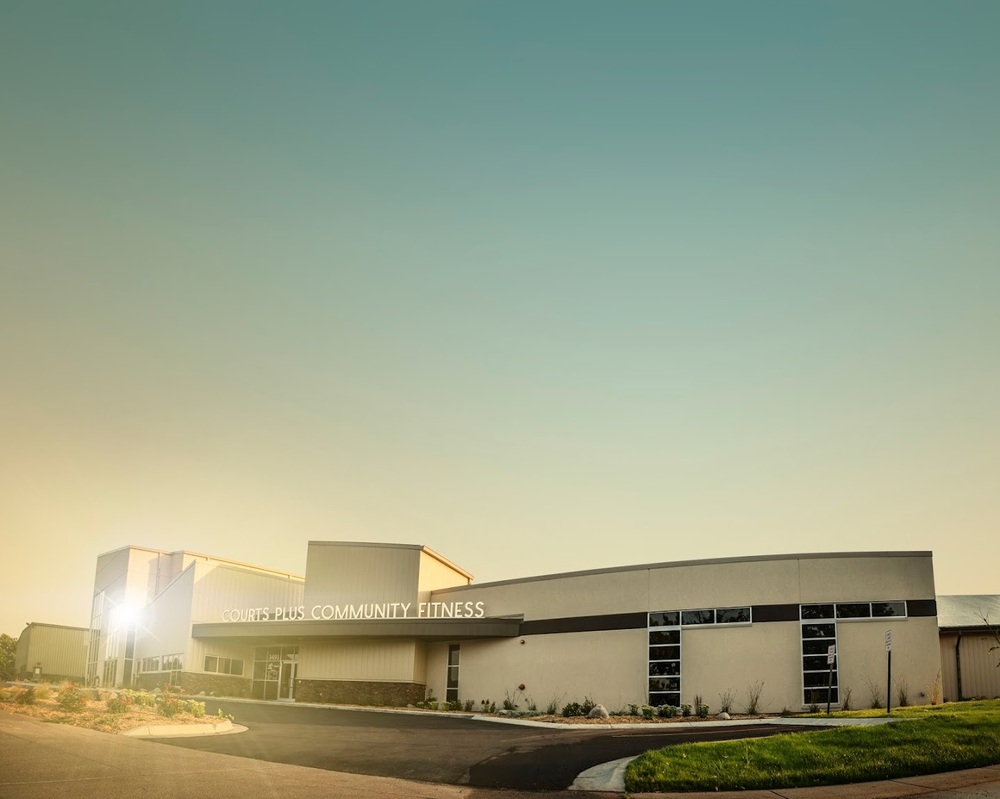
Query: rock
xmin=588 ymin=704 xmax=610 ymax=719
xmin=718 ymin=711 xmax=731 ymax=720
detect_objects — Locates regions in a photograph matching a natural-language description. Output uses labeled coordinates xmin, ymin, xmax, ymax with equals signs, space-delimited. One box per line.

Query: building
xmin=15 ymin=622 xmax=88 ymax=682
xmin=937 ymin=595 xmax=1000 ymax=702
xmin=85 ymin=542 xmax=945 ymax=713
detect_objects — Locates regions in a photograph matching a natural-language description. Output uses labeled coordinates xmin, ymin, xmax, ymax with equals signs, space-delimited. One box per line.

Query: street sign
xmin=885 ymin=630 xmax=893 ymax=652
xmin=827 ymin=644 xmax=836 ymax=664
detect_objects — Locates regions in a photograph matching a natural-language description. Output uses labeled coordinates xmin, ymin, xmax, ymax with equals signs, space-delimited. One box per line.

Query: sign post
xmin=885 ymin=629 xmax=893 ymax=715
xmin=826 ymin=645 xmax=836 ymax=715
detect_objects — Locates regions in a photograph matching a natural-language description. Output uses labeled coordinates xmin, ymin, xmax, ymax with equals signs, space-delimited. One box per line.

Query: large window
xmin=801 ymin=607 xmax=838 ymax=706
xmin=648 ymin=613 xmax=681 ymax=707
xmin=204 ymin=656 xmax=245 ymax=676
xmin=446 ymin=645 xmax=460 ymax=703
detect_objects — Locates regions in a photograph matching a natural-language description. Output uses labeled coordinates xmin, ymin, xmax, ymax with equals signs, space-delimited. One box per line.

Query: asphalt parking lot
xmin=152 ymin=700 xmax=813 ymax=790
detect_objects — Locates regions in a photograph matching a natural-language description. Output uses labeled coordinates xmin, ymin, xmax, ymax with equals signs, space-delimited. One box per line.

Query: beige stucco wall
xmin=680 ymin=622 xmax=802 ymax=713
xmin=836 ymin=616 xmax=941 ymax=709
xmin=425 ymin=552 xmax=940 ymax=713
xmin=427 ymin=629 xmax=648 ymax=711
xmin=434 ymin=552 xmax=936 ymax=621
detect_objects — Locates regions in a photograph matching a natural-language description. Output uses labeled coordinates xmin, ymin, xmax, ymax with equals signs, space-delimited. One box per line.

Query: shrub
xmin=658 ymin=704 xmax=677 ymax=718
xmin=641 ymin=705 xmax=655 ymax=720
xmin=463 ymin=699 xmax=475 ymax=712
xmin=864 ymin=675 xmax=883 ymax=709
xmin=16 ymin=687 xmax=37 ymax=705
xmin=697 ymin=703 xmax=709 ymax=718
xmin=561 ymin=701 xmax=583 ymax=717
xmin=106 ymin=691 xmax=135 ymax=714
xmin=157 ymin=693 xmax=184 ymax=717
xmin=184 ymin=699 xmax=206 ymax=718
xmin=545 ymin=697 xmax=559 ymax=716
xmin=841 ymin=686 xmax=853 ymax=711
xmin=896 ymin=678 xmax=910 ymax=708
xmin=580 ymin=696 xmax=596 ymax=716
xmin=718 ymin=688 xmax=736 ymax=714
xmin=628 ymin=703 xmax=640 ymax=716
xmin=681 ymin=704 xmax=692 ymax=717
xmin=57 ymin=684 xmax=87 ymax=712
xmin=926 ymin=671 xmax=942 ymax=705
xmin=744 ymin=681 xmax=764 ymax=715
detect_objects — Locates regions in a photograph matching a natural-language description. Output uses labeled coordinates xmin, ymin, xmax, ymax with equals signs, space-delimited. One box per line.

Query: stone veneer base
xmin=295 ymin=679 xmax=425 ymax=707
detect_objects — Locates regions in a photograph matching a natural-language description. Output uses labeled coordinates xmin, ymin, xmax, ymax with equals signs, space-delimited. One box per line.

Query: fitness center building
xmin=87 ymin=542 xmax=943 ymax=712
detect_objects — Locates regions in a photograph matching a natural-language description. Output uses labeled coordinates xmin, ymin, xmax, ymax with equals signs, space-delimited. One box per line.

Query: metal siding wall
xmin=939 ymin=633 xmax=960 ymax=701
xmin=190 ymin=563 xmax=304 ymax=623
xmin=15 ymin=626 xmax=87 ymax=679
xmin=938 ymin=632 xmax=1000 ymax=701
xmin=959 ymin=634 xmax=1000 ymax=699
xmin=303 ymin=543 xmax=420 ymax=608
xmin=136 ymin=568 xmax=196 ymax=662
xmin=299 ymin=640 xmax=418 ymax=681
xmin=33 ymin=626 xmax=88 ymax=679
xmin=417 ymin=551 xmax=469 ymax=600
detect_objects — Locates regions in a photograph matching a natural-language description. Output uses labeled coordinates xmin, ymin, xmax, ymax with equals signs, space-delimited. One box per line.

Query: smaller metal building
xmin=15 ymin=622 xmax=88 ymax=682
xmin=937 ymin=595 xmax=1000 ymax=702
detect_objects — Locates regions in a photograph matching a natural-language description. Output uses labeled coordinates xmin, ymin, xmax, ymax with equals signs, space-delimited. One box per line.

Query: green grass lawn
xmin=625 ymin=700 xmax=1000 ymax=793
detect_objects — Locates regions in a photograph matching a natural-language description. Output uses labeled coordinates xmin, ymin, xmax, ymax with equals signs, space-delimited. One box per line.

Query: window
xmin=141 ymin=656 xmax=161 ymax=672
xmin=204 ymin=656 xmax=245 ymax=676
xmin=872 ymin=601 xmax=906 ymax=618
xmin=836 ymin=603 xmax=871 ymax=619
xmin=801 ymin=604 xmax=835 ymax=620
xmin=800 ymin=606 xmax=837 ymax=706
xmin=681 ymin=609 xmax=715 ymax=626
xmin=648 ymin=613 xmax=681 ymax=707
xmin=716 ymin=607 xmax=751 ymax=624
xmin=162 ymin=654 xmax=183 ymax=671
xmin=446 ymin=645 xmax=460 ymax=703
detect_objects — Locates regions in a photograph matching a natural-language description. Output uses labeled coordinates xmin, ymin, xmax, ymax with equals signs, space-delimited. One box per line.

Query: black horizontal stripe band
xmin=519 ymin=599 xmax=938 ymax=636
xmin=906 ymin=599 xmax=936 ymax=617
xmin=520 ymin=612 xmax=647 ymax=636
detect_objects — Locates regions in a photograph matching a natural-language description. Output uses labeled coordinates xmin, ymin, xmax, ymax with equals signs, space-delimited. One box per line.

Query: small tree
xmin=0 ymin=634 xmax=16 ymax=681
xmin=981 ymin=613 xmax=1000 ymax=667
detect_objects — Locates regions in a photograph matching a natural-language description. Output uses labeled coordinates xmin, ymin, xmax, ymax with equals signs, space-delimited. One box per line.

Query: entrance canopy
xmin=192 ymin=617 xmax=522 ymax=645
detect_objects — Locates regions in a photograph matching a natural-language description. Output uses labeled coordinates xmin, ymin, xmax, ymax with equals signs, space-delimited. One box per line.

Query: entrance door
xmin=278 ymin=657 xmax=297 ymax=701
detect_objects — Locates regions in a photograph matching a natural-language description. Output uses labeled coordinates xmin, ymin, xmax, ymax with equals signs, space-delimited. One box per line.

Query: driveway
xmin=153 ymin=701 xmax=812 ymax=790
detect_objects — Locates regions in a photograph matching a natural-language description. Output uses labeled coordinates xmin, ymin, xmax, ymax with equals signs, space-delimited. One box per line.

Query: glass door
xmin=278 ymin=656 xmax=297 ymax=701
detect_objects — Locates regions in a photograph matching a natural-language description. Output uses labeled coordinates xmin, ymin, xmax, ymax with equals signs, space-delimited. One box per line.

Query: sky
xmin=1 ymin=1 xmax=998 ymax=638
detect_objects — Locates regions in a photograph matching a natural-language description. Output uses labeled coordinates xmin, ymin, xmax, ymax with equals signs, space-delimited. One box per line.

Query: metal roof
xmin=936 ymin=595 xmax=1000 ymax=629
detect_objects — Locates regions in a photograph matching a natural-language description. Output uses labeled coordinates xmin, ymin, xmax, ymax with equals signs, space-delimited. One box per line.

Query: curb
xmin=122 ymin=719 xmax=247 ymax=737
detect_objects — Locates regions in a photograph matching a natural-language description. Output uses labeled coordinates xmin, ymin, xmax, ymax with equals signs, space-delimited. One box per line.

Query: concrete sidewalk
xmin=3 ymin=708 xmax=1000 ymax=799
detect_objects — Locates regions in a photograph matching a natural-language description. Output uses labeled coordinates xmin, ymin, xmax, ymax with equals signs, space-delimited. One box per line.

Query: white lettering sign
xmin=221 ymin=601 xmax=486 ymax=623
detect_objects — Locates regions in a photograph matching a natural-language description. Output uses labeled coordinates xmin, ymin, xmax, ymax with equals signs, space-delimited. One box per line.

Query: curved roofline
xmin=435 ymin=550 xmax=934 ymax=594
xmin=307 ymin=540 xmax=474 ymax=581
